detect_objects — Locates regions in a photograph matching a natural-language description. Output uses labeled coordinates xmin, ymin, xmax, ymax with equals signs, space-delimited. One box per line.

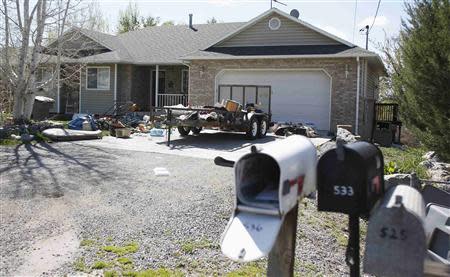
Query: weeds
xmin=103 ymin=242 xmax=139 ymax=256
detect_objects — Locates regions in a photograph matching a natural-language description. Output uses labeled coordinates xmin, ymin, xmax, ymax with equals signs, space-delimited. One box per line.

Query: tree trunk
xmin=12 ymin=92 xmax=24 ymax=120
xmin=23 ymin=93 xmax=35 ymax=119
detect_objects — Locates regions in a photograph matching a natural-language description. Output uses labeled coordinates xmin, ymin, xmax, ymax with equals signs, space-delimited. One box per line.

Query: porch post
xmin=155 ymin=64 xmax=159 ymax=107
xmin=114 ymin=64 xmax=118 ymax=115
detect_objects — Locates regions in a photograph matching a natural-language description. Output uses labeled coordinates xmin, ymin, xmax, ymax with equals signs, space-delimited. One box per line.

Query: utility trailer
xmin=162 ymin=105 xmax=270 ymax=145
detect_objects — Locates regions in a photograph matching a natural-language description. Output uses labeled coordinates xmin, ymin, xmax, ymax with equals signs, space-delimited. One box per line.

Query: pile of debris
xmin=272 ymin=122 xmax=319 ymax=138
xmin=420 ymin=151 xmax=450 ymax=182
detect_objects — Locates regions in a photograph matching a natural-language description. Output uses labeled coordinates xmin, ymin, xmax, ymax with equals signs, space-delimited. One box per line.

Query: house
xmin=44 ymin=8 xmax=384 ymax=138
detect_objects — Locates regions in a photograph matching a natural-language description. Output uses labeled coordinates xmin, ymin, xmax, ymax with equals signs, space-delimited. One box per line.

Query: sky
xmin=94 ymin=0 xmax=409 ymax=52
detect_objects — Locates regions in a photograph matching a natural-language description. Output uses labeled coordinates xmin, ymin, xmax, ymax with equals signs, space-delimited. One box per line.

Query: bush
xmin=383 ymin=0 xmax=450 ymax=161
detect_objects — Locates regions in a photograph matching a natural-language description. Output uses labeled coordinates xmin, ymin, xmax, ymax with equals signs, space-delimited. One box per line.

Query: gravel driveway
xmin=1 ymin=141 xmax=354 ymax=276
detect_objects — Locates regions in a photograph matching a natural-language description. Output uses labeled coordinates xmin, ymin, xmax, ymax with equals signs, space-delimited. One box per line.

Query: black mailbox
xmin=317 ymin=141 xmax=385 ymax=216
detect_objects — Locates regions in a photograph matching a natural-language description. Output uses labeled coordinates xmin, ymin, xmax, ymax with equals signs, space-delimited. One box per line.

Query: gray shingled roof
xmin=77 ymin=23 xmax=245 ymax=64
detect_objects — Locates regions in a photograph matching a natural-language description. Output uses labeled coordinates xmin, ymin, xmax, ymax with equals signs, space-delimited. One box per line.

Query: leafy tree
xmin=117 ymin=2 xmax=141 ymax=33
xmin=161 ymin=20 xmax=175 ymax=26
xmin=207 ymin=17 xmax=218 ymax=24
xmin=142 ymin=16 xmax=160 ymax=27
xmin=383 ymin=0 xmax=450 ymax=161
xmin=117 ymin=2 xmax=162 ymax=33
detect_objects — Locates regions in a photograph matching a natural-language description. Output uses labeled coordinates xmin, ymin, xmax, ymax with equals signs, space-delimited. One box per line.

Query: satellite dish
xmin=290 ymin=9 xmax=300 ymax=19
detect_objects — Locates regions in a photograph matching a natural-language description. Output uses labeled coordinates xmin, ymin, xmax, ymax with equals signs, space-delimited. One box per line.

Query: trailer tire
xmin=178 ymin=126 xmax=191 ymax=136
xmin=192 ymin=127 xmax=202 ymax=135
xmin=258 ymin=117 xmax=268 ymax=138
xmin=246 ymin=117 xmax=259 ymax=140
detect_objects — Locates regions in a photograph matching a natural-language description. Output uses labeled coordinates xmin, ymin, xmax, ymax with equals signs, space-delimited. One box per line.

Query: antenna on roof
xmin=290 ymin=9 xmax=299 ymax=18
xmin=271 ymin=0 xmax=287 ymax=9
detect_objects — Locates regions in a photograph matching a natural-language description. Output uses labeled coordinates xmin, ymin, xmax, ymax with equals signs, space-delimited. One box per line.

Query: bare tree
xmin=0 ymin=0 xmax=84 ymax=121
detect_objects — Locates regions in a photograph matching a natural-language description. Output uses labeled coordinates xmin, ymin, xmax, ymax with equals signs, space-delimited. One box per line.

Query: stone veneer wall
xmin=188 ymin=58 xmax=362 ymax=134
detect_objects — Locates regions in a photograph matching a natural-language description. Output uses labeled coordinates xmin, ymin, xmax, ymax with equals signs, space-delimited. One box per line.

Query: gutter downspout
xmin=114 ymin=64 xmax=118 ymax=115
xmin=355 ymin=56 xmax=360 ymax=135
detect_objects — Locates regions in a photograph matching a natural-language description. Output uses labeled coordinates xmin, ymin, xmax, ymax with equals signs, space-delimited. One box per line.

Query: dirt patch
xmin=15 ymin=229 xmax=79 ymax=277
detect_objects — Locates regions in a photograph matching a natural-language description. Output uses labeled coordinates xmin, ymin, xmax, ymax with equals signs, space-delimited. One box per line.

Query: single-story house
xmin=42 ymin=8 xmax=385 ymax=138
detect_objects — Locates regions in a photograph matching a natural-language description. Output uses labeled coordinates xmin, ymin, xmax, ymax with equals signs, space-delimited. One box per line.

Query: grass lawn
xmin=380 ymin=146 xmax=428 ymax=179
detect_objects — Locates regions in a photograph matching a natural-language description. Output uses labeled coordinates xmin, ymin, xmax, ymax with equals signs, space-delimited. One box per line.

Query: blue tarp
xmin=68 ymin=115 xmax=97 ymax=130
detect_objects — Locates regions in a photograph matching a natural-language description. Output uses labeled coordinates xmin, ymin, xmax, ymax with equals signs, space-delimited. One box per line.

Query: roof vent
xmin=268 ymin=17 xmax=281 ymax=30
xmin=189 ymin=14 xmax=198 ymax=32
xmin=290 ymin=9 xmax=300 ymax=19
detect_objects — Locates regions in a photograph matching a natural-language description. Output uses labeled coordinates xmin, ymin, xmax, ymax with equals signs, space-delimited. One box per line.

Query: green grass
xmin=104 ymin=271 xmax=119 ymax=277
xmin=73 ymin=257 xmax=88 ymax=272
xmin=92 ymin=260 xmax=111 ymax=269
xmin=117 ymin=257 xmax=133 ymax=265
xmin=102 ymin=242 xmax=139 ymax=256
xmin=180 ymin=239 xmax=216 ymax=254
xmin=0 ymin=139 xmax=20 ymax=146
xmin=122 ymin=268 xmax=184 ymax=277
xmin=80 ymin=239 xmax=96 ymax=247
xmin=226 ymin=263 xmax=265 ymax=277
xmin=380 ymin=146 xmax=428 ymax=179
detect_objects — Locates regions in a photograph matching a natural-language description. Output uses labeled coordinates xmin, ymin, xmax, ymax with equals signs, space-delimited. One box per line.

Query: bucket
xmin=225 ymin=100 xmax=240 ymax=112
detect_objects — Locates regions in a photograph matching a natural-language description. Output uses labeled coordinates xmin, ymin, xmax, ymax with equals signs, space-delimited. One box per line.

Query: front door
xmin=152 ymin=70 xmax=166 ymax=94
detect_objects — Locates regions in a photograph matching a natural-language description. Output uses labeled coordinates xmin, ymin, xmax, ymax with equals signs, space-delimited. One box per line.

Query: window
xmin=36 ymin=67 xmax=53 ymax=84
xmin=181 ymin=70 xmax=189 ymax=93
xmin=87 ymin=67 xmax=110 ymax=90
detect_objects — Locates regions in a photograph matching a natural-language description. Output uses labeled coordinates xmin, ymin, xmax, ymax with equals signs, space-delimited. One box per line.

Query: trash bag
xmin=68 ymin=115 xmax=97 ymax=130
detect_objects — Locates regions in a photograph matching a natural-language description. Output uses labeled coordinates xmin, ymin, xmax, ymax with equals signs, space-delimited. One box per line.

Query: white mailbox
xmin=221 ymin=135 xmax=317 ymax=262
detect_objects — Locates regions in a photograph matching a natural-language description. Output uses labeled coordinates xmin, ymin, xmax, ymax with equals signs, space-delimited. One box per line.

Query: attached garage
xmin=216 ymin=69 xmax=332 ymax=131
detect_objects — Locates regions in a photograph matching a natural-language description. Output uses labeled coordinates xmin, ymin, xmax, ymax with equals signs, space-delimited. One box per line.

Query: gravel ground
xmin=0 ymin=141 xmax=359 ymax=276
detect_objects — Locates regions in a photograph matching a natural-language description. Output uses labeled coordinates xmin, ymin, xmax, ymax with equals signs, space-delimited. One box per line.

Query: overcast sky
xmin=95 ymin=0 xmax=409 ymax=52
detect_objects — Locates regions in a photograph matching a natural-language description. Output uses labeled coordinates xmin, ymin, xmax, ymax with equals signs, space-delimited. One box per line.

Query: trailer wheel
xmin=258 ymin=117 xmax=268 ymax=138
xmin=246 ymin=117 xmax=259 ymax=140
xmin=192 ymin=127 xmax=202 ymax=135
xmin=178 ymin=126 xmax=191 ymax=136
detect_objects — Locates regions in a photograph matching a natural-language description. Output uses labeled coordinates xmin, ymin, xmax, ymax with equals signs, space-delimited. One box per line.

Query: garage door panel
xmin=217 ymin=70 xmax=331 ymax=131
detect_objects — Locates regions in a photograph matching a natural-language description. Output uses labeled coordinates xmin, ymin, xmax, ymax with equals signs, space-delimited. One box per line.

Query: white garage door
xmin=217 ymin=69 xmax=331 ymax=131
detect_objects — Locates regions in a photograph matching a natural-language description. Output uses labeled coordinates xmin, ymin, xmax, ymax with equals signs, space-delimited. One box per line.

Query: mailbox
xmin=220 ymin=135 xmax=317 ymax=262
xmin=317 ymin=141 xmax=384 ymax=216
xmin=363 ymin=185 xmax=427 ymax=277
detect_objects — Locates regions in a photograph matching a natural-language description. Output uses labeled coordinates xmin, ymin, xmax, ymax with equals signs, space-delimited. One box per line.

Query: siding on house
xmin=80 ymin=64 xmax=115 ymax=114
xmin=217 ymin=14 xmax=341 ymax=47
xmin=361 ymin=60 xmax=380 ymax=138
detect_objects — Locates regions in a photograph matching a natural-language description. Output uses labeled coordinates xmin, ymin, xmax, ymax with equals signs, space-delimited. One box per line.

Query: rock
xmin=419 ymin=160 xmax=434 ymax=169
xmin=422 ymin=151 xmax=440 ymax=162
xmin=317 ymin=141 xmax=336 ymax=157
xmin=427 ymin=162 xmax=450 ymax=182
xmin=336 ymin=127 xmax=357 ymax=144
xmin=384 ymin=173 xmax=421 ymax=191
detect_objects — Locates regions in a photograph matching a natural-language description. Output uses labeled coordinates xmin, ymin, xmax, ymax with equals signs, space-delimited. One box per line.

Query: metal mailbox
xmin=317 ymin=141 xmax=384 ymax=216
xmin=363 ymin=185 xmax=427 ymax=277
xmin=220 ymin=135 xmax=317 ymax=262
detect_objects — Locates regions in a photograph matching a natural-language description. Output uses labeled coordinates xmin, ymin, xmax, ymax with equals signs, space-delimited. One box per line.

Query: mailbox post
xmin=218 ymin=135 xmax=317 ymax=276
xmin=317 ymin=141 xmax=385 ymax=277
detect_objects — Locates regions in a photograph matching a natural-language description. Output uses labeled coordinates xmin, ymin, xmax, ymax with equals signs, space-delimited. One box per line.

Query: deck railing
xmin=375 ymin=103 xmax=400 ymax=123
xmin=157 ymin=93 xmax=188 ymax=107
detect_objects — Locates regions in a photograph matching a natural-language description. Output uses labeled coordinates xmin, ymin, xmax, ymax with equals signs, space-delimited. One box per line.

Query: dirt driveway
xmin=0 ymin=135 xmax=351 ymax=276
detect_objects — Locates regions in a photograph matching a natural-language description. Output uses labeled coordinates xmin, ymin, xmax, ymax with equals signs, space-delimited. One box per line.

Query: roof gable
xmin=211 ymin=8 xmax=353 ymax=48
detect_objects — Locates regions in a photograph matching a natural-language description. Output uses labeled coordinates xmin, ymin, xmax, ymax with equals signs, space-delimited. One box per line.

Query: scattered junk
xmin=42 ymin=128 xmax=102 ymax=141
xmin=68 ymin=114 xmax=97 ymax=131
xmin=114 ymin=127 xmax=131 ymax=138
xmin=153 ymin=167 xmax=170 ymax=176
xmin=149 ymin=128 xmax=165 ymax=137
xmin=32 ymin=96 xmax=55 ymax=121
xmin=272 ymin=122 xmax=318 ymax=138
xmin=160 ymin=99 xmax=271 ymax=145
